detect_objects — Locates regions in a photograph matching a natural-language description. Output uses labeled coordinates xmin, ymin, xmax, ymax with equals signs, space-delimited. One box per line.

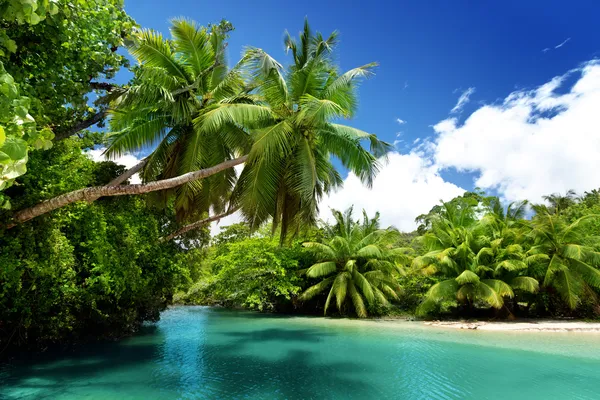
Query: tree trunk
xmin=105 ymin=158 xmax=147 ymax=187
xmin=7 ymin=155 xmax=248 ymax=228
xmin=83 ymin=158 xmax=148 ymax=204
xmin=159 ymin=207 xmax=240 ymax=242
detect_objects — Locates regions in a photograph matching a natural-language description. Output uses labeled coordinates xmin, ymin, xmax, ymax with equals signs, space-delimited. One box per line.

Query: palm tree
xmin=525 ymin=209 xmax=600 ymax=309
xmin=106 ymin=19 xmax=265 ymax=220
xmin=204 ymin=20 xmax=391 ymax=242
xmin=8 ymin=20 xmax=390 ymax=236
xmin=414 ymin=200 xmax=538 ymax=316
xmin=299 ymin=208 xmax=409 ymax=317
xmin=542 ymin=189 xmax=578 ymax=215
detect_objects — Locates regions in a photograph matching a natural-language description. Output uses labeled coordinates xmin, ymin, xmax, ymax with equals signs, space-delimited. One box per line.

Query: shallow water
xmin=2 ymin=307 xmax=600 ymax=399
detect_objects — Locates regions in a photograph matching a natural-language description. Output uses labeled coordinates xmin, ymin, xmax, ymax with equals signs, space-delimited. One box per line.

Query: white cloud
xmin=396 ymin=118 xmax=407 ymax=124
xmin=542 ymin=37 xmax=571 ymax=53
xmin=451 ymin=87 xmax=476 ymax=113
xmin=319 ymin=152 xmax=465 ymax=231
xmin=86 ymin=148 xmax=142 ymax=184
xmin=555 ymin=37 xmax=571 ymax=49
xmin=210 ymin=211 xmax=243 ymax=236
xmin=432 ymin=60 xmax=600 ymax=204
xmin=209 ymin=163 xmax=246 ymax=236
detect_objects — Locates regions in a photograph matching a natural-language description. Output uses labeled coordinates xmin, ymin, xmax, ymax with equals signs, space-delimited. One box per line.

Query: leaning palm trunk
xmin=159 ymin=206 xmax=240 ymax=242
xmin=105 ymin=158 xmax=148 ymax=186
xmin=79 ymin=158 xmax=149 ymax=205
xmin=7 ymin=156 xmax=247 ymax=228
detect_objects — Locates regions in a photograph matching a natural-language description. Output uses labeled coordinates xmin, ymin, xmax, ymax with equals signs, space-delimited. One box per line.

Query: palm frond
xmin=306 ymin=261 xmax=337 ymax=278
xmin=300 ymin=276 xmax=336 ymax=301
xmin=509 ymin=276 xmax=539 ymax=293
xmin=348 ymin=280 xmax=367 ymax=317
xmin=352 ymin=270 xmax=375 ymax=305
xmin=302 ymin=242 xmax=337 ymax=259
xmin=455 ymin=270 xmax=480 ymax=285
xmin=170 ymin=18 xmax=214 ymax=76
xmin=130 ymin=29 xmax=190 ymax=82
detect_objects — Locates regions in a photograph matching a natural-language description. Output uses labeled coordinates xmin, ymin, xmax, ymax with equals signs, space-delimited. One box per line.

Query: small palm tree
xmin=542 ymin=189 xmax=578 ymax=215
xmin=300 ymin=208 xmax=408 ymax=317
xmin=526 ymin=209 xmax=600 ymax=309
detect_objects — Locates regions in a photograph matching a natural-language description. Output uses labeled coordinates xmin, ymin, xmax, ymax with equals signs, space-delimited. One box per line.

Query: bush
xmin=0 ymin=139 xmax=192 ymax=350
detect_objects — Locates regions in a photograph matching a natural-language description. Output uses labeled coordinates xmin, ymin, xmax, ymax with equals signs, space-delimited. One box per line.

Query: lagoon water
xmin=2 ymin=306 xmax=600 ymax=399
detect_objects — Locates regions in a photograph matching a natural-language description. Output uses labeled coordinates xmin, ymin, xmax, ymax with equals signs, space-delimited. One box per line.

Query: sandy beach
xmin=424 ymin=320 xmax=600 ymax=332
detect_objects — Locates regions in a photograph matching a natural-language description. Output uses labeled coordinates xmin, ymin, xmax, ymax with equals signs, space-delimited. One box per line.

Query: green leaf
xmin=1 ymin=137 xmax=27 ymax=160
xmin=509 ymin=277 xmax=539 ymax=293
xmin=455 ymin=270 xmax=480 ymax=285
xmin=0 ymin=151 xmax=10 ymax=163
xmin=306 ymin=261 xmax=337 ymax=278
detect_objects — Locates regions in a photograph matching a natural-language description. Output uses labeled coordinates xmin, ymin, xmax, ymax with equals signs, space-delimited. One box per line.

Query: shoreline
xmin=174 ymin=306 xmax=600 ymax=333
xmin=423 ymin=320 xmax=600 ymax=332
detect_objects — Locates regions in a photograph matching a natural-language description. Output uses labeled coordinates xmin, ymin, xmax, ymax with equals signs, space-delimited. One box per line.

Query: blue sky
xmin=111 ymin=0 xmax=600 ymax=231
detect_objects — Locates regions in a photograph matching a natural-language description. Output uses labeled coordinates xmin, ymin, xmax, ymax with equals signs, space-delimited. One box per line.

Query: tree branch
xmin=89 ymin=82 xmax=117 ymax=92
xmin=7 ymin=155 xmax=248 ymax=228
xmin=159 ymin=207 xmax=240 ymax=242
xmin=54 ymin=111 xmax=107 ymax=141
xmin=106 ymin=158 xmax=147 ymax=186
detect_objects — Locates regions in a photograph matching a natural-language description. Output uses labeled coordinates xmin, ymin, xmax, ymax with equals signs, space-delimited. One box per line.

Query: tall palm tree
xmin=300 ymin=208 xmax=409 ymax=317
xmin=198 ymin=20 xmax=391 ymax=242
xmin=526 ymin=209 xmax=600 ymax=309
xmin=106 ymin=19 xmax=266 ymax=220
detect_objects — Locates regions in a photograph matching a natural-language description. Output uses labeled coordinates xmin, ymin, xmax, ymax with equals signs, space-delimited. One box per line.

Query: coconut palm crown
xmin=300 ymin=207 xmax=410 ymax=317
xmin=221 ymin=20 xmax=392 ymax=242
xmin=106 ymin=19 xmax=265 ymax=220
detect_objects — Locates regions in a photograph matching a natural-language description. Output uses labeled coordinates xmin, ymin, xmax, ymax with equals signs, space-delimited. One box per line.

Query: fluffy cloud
xmin=86 ymin=148 xmax=142 ymax=184
xmin=451 ymin=87 xmax=476 ymax=113
xmin=432 ymin=60 xmax=600 ymax=203
xmin=319 ymin=152 xmax=464 ymax=231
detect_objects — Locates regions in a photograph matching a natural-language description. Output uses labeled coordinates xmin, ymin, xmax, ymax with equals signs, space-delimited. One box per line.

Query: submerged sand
xmin=424 ymin=320 xmax=600 ymax=332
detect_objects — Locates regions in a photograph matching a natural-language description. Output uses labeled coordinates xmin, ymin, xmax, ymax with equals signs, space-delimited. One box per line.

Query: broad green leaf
xmin=1 ymin=137 xmax=27 ymax=160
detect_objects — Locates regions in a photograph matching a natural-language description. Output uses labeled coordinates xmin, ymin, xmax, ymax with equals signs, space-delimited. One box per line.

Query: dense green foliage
xmin=412 ymin=192 xmax=600 ymax=318
xmin=0 ymin=139 xmax=197 ymax=350
xmin=180 ymin=234 xmax=305 ymax=311
xmin=0 ymin=0 xmax=135 ymax=207
xmin=179 ymin=192 xmax=600 ymax=321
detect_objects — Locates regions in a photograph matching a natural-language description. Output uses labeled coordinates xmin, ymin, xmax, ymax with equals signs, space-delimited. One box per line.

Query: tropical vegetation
xmin=2 ymin=5 xmax=600 ymax=354
xmin=299 ymin=208 xmax=408 ymax=317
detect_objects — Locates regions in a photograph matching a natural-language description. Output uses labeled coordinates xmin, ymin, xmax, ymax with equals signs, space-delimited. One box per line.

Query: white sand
xmin=424 ymin=320 xmax=600 ymax=332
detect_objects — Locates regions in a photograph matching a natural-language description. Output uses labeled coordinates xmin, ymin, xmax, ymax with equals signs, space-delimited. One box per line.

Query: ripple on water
xmin=2 ymin=306 xmax=600 ymax=400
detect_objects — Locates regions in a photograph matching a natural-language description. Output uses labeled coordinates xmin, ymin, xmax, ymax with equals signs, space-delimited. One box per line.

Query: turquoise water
xmin=2 ymin=307 xmax=600 ymax=399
